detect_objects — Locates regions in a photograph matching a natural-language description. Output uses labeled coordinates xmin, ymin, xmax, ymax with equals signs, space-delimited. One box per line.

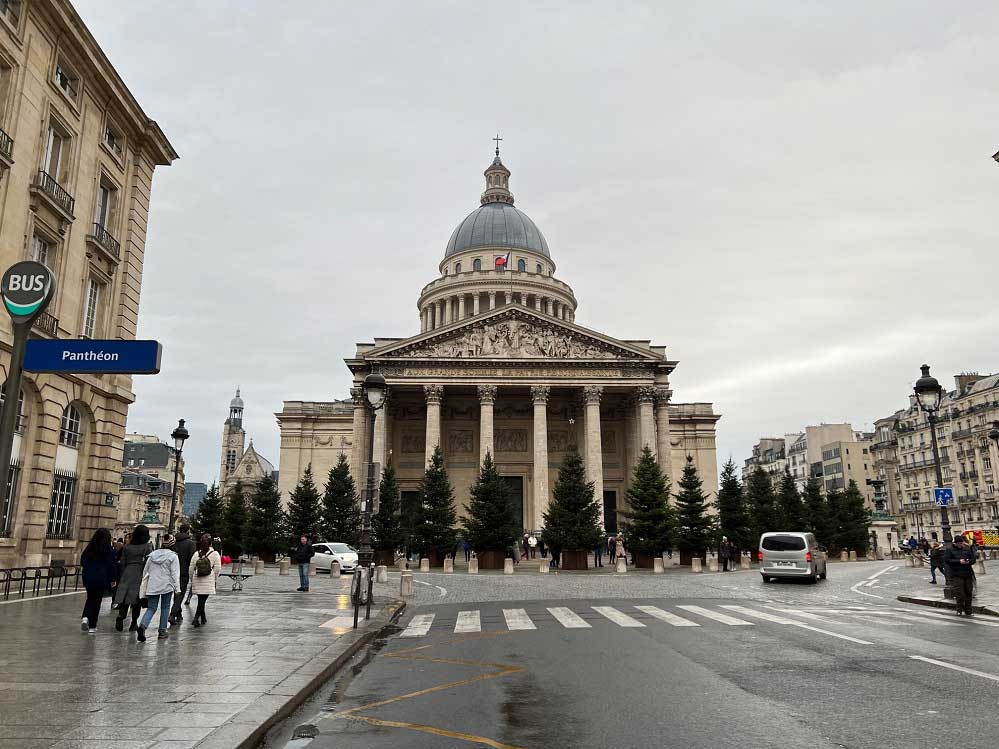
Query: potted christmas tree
xmin=541 ymin=451 xmax=603 ymax=570
xmin=414 ymin=446 xmax=457 ymax=566
xmin=621 ymin=447 xmax=674 ymax=568
xmin=462 ymin=452 xmax=519 ymax=569
xmin=372 ymin=464 xmax=403 ymax=566
xmin=676 ymin=456 xmax=712 ymax=565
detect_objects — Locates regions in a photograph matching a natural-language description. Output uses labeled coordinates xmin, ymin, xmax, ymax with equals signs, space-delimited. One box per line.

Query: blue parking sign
xmin=933 ymin=487 xmax=953 ymax=506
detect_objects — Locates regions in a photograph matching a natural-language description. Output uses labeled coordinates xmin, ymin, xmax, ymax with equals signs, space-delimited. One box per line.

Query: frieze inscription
xmin=401 ymin=432 xmax=425 ymax=454
xmin=447 ymin=430 xmax=474 ymax=455
xmin=378 ymin=366 xmax=647 ymax=379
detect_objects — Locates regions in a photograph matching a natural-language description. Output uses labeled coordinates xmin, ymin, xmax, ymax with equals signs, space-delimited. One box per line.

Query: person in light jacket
xmin=188 ymin=534 xmax=222 ymax=627
xmin=136 ymin=535 xmax=181 ymax=642
xmin=114 ymin=524 xmax=154 ymax=632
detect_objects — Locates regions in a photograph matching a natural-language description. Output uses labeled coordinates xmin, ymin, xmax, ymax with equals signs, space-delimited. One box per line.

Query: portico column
xmin=637 ymin=386 xmax=657 ymax=459
xmin=554 ymin=302 xmax=561 ymax=318
xmin=583 ymin=386 xmax=604 ymax=528
xmin=424 ymin=384 xmax=443 ymax=467
xmin=458 ymin=295 xmax=466 ymax=320
xmin=520 ymin=293 xmax=528 ymax=306
xmin=505 ymin=290 xmax=512 ymax=305
xmin=546 ymin=298 xmax=554 ymax=315
xmin=489 ymin=291 xmax=496 ymax=310
xmin=445 ymin=298 xmax=453 ymax=325
xmin=473 ymin=293 xmax=480 ymax=316
xmin=478 ymin=385 xmax=496 ymax=465
xmin=535 ymin=296 xmax=542 ymax=311
xmin=531 ymin=385 xmax=551 ymax=531
xmin=349 ymin=387 xmax=367 ymax=482
xmin=372 ymin=387 xmax=390 ymax=468
xmin=655 ymin=388 xmax=673 ymax=481
xmin=436 ymin=300 xmax=444 ymax=328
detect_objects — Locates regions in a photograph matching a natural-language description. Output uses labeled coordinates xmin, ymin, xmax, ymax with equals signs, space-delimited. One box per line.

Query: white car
xmin=313 ymin=542 xmax=358 ymax=573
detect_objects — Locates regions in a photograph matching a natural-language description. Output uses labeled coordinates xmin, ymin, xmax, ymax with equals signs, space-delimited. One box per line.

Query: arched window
xmin=517 ymin=258 xmax=526 ymax=272
xmin=59 ymin=404 xmax=82 ymax=447
xmin=536 ymin=263 xmax=543 ymax=274
xmin=472 ymin=258 xmax=481 ymax=272
xmin=455 ymin=262 xmax=461 ymax=274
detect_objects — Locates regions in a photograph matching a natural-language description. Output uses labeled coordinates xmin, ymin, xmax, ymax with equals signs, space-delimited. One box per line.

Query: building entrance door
xmin=603 ymin=490 xmax=618 ymax=534
xmin=501 ymin=476 xmax=525 ymax=531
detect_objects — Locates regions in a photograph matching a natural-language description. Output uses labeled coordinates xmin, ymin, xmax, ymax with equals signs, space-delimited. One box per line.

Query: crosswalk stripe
xmin=547 ymin=607 xmax=591 ymax=628
xmin=634 ymin=605 xmax=700 ymax=627
xmin=454 ymin=610 xmax=481 ymax=633
xmin=592 ymin=606 xmax=645 ymax=627
xmin=892 ymin=608 xmax=999 ymax=628
xmin=777 ymin=607 xmax=962 ymax=628
xmin=503 ymin=608 xmax=536 ymax=631
xmin=400 ymin=613 xmax=435 ymax=637
xmin=721 ymin=605 xmax=873 ymax=645
xmin=677 ymin=605 xmax=753 ymax=626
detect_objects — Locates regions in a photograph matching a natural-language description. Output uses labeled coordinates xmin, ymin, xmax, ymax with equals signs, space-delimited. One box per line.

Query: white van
xmin=759 ymin=532 xmax=826 ymax=583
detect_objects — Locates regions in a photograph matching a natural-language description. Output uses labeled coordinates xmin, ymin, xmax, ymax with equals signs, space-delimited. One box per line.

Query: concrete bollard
xmin=615 ymin=557 xmax=627 ymax=574
xmin=539 ymin=559 xmax=549 ymax=574
xmin=398 ymin=557 xmax=409 ymax=572
xmin=443 ymin=558 xmax=454 ymax=574
xmin=253 ymin=559 xmax=265 ymax=574
xmin=330 ymin=561 xmax=341 ymax=578
xmin=905 ymin=554 xmax=915 ymax=567
xmin=867 ymin=550 xmax=876 ymax=561
xmin=309 ymin=562 xmax=317 ymax=577
xmin=468 ymin=558 xmax=479 ymax=574
xmin=707 ymin=552 xmax=718 ymax=573
xmin=976 ymin=557 xmax=987 ymax=575
xmin=653 ymin=557 xmax=664 ymax=573
xmin=691 ymin=557 xmax=703 ymax=573
xmin=400 ymin=572 xmax=414 ymax=597
xmin=375 ymin=565 xmax=388 ymax=583
xmin=840 ymin=550 xmax=848 ymax=562
xmin=503 ymin=558 xmax=514 ymax=574
xmin=741 ymin=552 xmax=752 ymax=570
xmin=916 ymin=554 xmax=925 ymax=568
xmin=420 ymin=558 xmax=430 ymax=573
xmin=849 ymin=550 xmax=858 ymax=562
xmin=278 ymin=560 xmax=290 ymax=576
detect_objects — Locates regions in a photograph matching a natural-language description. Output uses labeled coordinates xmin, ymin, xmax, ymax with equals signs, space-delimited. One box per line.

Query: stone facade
xmin=0 ymin=1 xmax=176 ymax=566
xmin=276 ymin=151 xmax=720 ymax=534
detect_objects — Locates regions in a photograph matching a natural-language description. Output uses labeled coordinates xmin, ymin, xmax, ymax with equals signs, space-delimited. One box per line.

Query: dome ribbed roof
xmin=444 ymin=202 xmax=550 ymax=259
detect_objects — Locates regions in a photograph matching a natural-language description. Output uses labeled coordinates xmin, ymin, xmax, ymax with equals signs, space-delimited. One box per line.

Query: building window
xmin=472 ymin=258 xmax=481 ymax=271
xmin=0 ymin=0 xmax=20 ymax=29
xmin=43 ymin=120 xmax=71 ymax=183
xmin=81 ymin=278 xmax=102 ymax=339
xmin=46 ymin=476 xmax=75 ymax=537
xmin=454 ymin=262 xmax=461 ymax=274
xmin=59 ymin=404 xmax=82 ymax=447
xmin=517 ymin=258 xmax=526 ymax=272
xmin=54 ymin=58 xmax=80 ymax=103
xmin=1 ymin=463 xmax=18 ymax=535
xmin=30 ymin=232 xmax=53 ymax=268
xmin=103 ymin=120 xmax=124 ymax=159
xmin=94 ymin=178 xmax=118 ymax=230
xmin=226 ymin=449 xmax=237 ymax=474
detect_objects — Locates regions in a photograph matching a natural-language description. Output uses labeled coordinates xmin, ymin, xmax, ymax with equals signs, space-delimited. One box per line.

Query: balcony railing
xmin=0 ymin=127 xmax=12 ymax=164
xmin=899 ymin=456 xmax=951 ymax=472
xmin=34 ymin=171 xmax=75 ymax=217
xmin=951 ymin=427 xmax=974 ymax=440
xmin=88 ymin=222 xmax=120 ymax=260
xmin=31 ymin=311 xmax=58 ymax=337
xmin=959 ymin=471 xmax=979 ymax=481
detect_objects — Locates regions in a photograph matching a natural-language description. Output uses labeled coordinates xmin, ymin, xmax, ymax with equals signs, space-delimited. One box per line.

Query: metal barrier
xmin=0 ymin=565 xmax=82 ymax=601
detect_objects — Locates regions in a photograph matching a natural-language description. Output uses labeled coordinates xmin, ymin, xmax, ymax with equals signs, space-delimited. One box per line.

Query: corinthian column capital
xmin=350 ymin=387 xmax=364 ymax=407
xmin=655 ymin=387 xmax=673 ymax=407
xmin=530 ymin=385 xmax=551 ymax=404
xmin=583 ymin=385 xmax=603 ymax=405
xmin=636 ymin=385 xmax=657 ymax=404
xmin=424 ymin=384 xmax=444 ymax=404
xmin=477 ymin=384 xmax=498 ymax=404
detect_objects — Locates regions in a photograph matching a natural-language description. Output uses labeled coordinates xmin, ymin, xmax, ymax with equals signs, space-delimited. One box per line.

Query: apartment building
xmin=0 ymin=0 xmax=176 ymax=566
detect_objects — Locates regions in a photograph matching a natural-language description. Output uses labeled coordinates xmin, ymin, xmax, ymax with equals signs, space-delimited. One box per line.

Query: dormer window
xmin=54 ymin=59 xmax=80 ymax=103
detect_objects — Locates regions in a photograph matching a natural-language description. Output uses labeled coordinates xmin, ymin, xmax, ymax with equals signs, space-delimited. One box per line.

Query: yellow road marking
xmin=348 ymin=715 xmax=523 ymax=749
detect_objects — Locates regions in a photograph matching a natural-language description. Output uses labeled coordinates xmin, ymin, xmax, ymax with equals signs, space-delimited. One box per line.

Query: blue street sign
xmin=933 ymin=487 xmax=953 ymax=507
xmin=24 ymin=339 xmax=162 ymax=374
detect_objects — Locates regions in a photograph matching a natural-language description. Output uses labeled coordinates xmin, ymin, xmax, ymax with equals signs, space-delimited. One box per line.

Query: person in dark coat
xmin=80 ymin=528 xmax=117 ymax=633
xmin=169 ymin=523 xmax=197 ymax=624
xmin=928 ymin=541 xmax=946 ymax=585
xmin=943 ymin=534 xmax=976 ymax=615
xmin=113 ymin=524 xmax=153 ymax=632
xmin=291 ymin=535 xmax=315 ymax=592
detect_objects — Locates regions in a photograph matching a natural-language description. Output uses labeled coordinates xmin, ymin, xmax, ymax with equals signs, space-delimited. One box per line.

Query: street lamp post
xmin=166 ymin=419 xmax=189 ymax=535
xmin=989 ymin=421 xmax=999 ymax=554
xmin=355 ymin=373 xmax=386 ymax=625
xmin=913 ymin=364 xmax=953 ymax=597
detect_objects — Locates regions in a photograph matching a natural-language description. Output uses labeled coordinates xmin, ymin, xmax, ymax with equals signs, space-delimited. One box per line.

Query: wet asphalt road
xmin=265 ymin=562 xmax=999 ymax=749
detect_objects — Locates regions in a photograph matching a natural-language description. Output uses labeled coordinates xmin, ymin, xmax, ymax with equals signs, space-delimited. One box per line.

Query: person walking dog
xmin=136 ymin=535 xmax=181 ymax=642
xmin=292 ymin=535 xmax=315 ymax=592
xmin=80 ymin=529 xmax=117 ymax=633
xmin=189 ymin=534 xmax=222 ymax=627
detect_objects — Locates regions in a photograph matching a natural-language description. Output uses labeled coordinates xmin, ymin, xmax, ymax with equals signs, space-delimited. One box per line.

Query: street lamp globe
xmin=171 ymin=418 xmax=189 ymax=452
xmin=364 ymin=373 xmax=387 ymax=408
xmin=913 ymin=364 xmax=942 ymax=414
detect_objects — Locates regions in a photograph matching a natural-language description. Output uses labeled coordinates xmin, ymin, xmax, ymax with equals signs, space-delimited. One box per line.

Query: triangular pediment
xmin=363 ymin=306 xmax=663 ymax=362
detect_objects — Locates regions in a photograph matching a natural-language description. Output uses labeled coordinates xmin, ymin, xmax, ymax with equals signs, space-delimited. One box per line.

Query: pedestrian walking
xmin=528 ymin=534 xmax=538 ymax=559
xmin=539 ymin=538 xmax=547 ymax=558
xmin=189 ymin=534 xmax=222 ymax=627
xmin=928 ymin=541 xmax=946 ymax=584
xmin=292 ymin=535 xmax=315 ymax=592
xmin=593 ymin=540 xmax=603 ymax=567
xmin=727 ymin=540 xmax=738 ymax=570
xmin=521 ymin=534 xmax=530 ymax=561
xmin=80 ymin=529 xmax=117 ymax=634
xmin=113 ymin=524 xmax=154 ymax=632
xmin=462 ymin=539 xmax=471 ymax=562
xmin=169 ymin=523 xmax=196 ymax=625
xmin=943 ymin=534 xmax=976 ymax=616
xmin=719 ymin=537 xmax=730 ymax=572
xmin=136 ymin=534 xmax=181 ymax=642
xmin=550 ymin=545 xmax=561 ymax=569
xmin=607 ymin=535 xmax=616 ymax=564
xmin=615 ymin=534 xmax=626 ymax=565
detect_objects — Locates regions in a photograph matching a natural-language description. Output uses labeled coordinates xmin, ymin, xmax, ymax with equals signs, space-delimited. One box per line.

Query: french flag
xmin=495 ymin=251 xmax=511 ymax=269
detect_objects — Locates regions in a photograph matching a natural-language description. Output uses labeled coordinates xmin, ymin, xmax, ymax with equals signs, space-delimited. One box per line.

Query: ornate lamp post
xmin=166 ymin=419 xmax=189 ymax=535
xmin=913 ymin=364 xmax=953 ymax=597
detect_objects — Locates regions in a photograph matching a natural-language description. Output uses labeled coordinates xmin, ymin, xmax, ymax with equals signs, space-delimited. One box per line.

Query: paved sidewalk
xmin=896 ymin=558 xmax=999 ymax=616
xmin=0 ymin=567 xmax=403 ymax=749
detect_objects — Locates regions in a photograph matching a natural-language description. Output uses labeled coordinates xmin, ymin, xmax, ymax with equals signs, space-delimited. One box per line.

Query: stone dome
xmin=444 ymin=202 xmax=551 ymax=259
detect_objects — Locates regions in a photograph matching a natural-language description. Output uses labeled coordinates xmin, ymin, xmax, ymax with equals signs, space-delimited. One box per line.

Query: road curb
xmin=228 ymin=599 xmax=407 ymax=749
xmin=896 ymin=594 xmax=999 ymax=617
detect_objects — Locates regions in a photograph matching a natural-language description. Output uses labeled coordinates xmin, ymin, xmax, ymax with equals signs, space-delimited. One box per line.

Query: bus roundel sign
xmin=2 ymin=261 xmax=54 ymax=323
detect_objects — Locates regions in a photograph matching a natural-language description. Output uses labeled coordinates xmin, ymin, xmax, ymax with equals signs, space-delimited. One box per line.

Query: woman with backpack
xmin=188 ymin=534 xmax=222 ymax=627
xmin=80 ymin=528 xmax=117 ymax=633
xmin=113 ymin=524 xmax=153 ymax=632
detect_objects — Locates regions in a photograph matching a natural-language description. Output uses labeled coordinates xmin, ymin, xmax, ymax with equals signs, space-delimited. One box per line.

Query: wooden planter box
xmin=561 ymin=549 xmax=589 ymax=570
xmin=634 ymin=552 xmax=658 ymax=569
xmin=679 ymin=550 xmax=705 ymax=566
xmin=374 ymin=550 xmax=396 ymax=566
xmin=477 ymin=550 xmax=506 ymax=570
xmin=425 ymin=549 xmax=445 ymax=568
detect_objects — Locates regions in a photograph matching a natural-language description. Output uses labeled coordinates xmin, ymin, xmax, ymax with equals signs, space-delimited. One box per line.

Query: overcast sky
xmin=75 ymin=1 xmax=999 ymax=486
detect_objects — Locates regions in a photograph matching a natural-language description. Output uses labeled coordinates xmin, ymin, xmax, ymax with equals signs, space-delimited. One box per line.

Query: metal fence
xmin=0 ymin=565 xmax=82 ymax=601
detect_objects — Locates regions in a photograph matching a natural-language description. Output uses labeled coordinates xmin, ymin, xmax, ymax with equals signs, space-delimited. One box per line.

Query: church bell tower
xmin=219 ymin=388 xmax=246 ymax=484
